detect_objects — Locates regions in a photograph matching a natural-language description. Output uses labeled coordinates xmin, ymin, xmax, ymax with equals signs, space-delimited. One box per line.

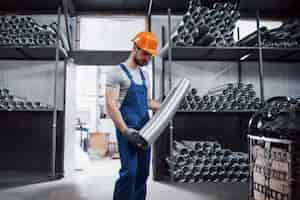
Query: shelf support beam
xmin=237 ymin=27 xmax=242 ymax=84
xmin=161 ymin=26 xmax=166 ymax=99
xmin=256 ymin=10 xmax=265 ymax=103
xmin=167 ymin=8 xmax=174 ymax=182
xmin=51 ymin=6 xmax=62 ymax=180
xmin=62 ymin=0 xmax=73 ymax=52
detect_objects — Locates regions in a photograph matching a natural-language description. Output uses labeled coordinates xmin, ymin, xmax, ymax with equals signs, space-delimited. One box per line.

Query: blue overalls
xmin=113 ymin=64 xmax=151 ymax=200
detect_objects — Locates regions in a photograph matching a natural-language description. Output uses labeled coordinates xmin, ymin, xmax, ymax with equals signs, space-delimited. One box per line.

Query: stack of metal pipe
xmin=166 ymin=140 xmax=249 ymax=183
xmin=0 ymin=16 xmax=57 ymax=47
xmin=179 ymin=83 xmax=263 ymax=112
xmin=237 ymin=19 xmax=300 ymax=48
xmin=171 ymin=0 xmax=240 ymax=47
xmin=249 ymin=96 xmax=300 ymax=140
xmin=0 ymin=88 xmax=53 ymax=111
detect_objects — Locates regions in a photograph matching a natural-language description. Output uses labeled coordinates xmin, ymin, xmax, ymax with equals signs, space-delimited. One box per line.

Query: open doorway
xmin=72 ymin=16 xmax=151 ymax=176
xmin=74 ymin=65 xmax=120 ymax=177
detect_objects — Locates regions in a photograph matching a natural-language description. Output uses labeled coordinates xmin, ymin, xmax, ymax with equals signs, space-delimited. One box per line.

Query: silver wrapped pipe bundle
xmin=167 ymin=140 xmax=250 ymax=183
xmin=179 ymin=82 xmax=262 ymax=112
xmin=0 ymin=87 xmax=52 ymax=111
xmin=133 ymin=78 xmax=191 ymax=149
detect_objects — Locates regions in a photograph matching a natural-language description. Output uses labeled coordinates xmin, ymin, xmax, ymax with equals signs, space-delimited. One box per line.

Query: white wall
xmin=64 ymin=60 xmax=77 ymax=176
xmin=79 ymin=16 xmax=146 ymax=50
xmin=76 ymin=66 xmax=98 ymax=132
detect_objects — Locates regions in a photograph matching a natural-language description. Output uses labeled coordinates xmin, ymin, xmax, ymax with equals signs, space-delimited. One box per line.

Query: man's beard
xmin=134 ymin=55 xmax=149 ymax=66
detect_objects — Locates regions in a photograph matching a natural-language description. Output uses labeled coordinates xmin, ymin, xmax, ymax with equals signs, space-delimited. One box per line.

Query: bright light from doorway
xmin=79 ymin=16 xmax=146 ymax=50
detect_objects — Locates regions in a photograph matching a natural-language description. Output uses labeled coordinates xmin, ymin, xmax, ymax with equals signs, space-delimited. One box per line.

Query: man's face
xmin=133 ymin=46 xmax=152 ymax=66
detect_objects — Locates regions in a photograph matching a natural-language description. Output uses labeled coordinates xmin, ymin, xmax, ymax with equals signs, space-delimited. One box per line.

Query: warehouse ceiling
xmin=73 ymin=0 xmax=148 ymax=13
xmin=0 ymin=0 xmax=299 ymax=17
xmin=0 ymin=0 xmax=63 ymax=13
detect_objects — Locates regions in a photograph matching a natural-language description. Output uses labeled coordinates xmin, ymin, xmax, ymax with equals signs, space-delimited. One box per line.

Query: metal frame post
xmin=237 ymin=27 xmax=242 ymax=84
xmin=256 ymin=10 xmax=265 ymax=103
xmin=146 ymin=5 xmax=156 ymax=100
xmin=248 ymin=136 xmax=253 ymax=200
xmin=62 ymin=0 xmax=73 ymax=52
xmin=167 ymin=8 xmax=174 ymax=182
xmin=288 ymin=142 xmax=293 ymax=200
xmin=161 ymin=26 xmax=166 ymax=99
xmin=51 ymin=6 xmax=62 ymax=179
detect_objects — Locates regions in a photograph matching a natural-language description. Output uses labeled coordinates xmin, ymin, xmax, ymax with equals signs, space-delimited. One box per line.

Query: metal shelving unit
xmin=150 ymin=0 xmax=300 ymax=18
xmin=154 ymin=6 xmax=300 ymax=182
xmin=0 ymin=109 xmax=55 ymax=112
xmin=160 ymin=46 xmax=300 ymax=62
xmin=177 ymin=110 xmax=258 ymax=114
xmin=0 ymin=46 xmax=68 ymax=60
xmin=0 ymin=3 xmax=72 ymax=187
xmin=71 ymin=50 xmax=130 ymax=65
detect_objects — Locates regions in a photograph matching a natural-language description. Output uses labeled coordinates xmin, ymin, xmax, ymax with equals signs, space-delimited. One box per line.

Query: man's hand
xmin=122 ymin=128 xmax=144 ymax=148
xmin=123 ymin=128 xmax=139 ymax=136
xmin=123 ymin=128 xmax=139 ymax=142
xmin=148 ymin=99 xmax=161 ymax=111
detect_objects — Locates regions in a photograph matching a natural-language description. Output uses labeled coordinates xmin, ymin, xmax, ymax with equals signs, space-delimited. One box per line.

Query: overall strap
xmin=139 ymin=68 xmax=147 ymax=87
xmin=119 ymin=63 xmax=133 ymax=81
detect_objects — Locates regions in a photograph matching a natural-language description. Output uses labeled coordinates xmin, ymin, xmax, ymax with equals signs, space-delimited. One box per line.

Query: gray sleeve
xmin=106 ymin=67 xmax=123 ymax=88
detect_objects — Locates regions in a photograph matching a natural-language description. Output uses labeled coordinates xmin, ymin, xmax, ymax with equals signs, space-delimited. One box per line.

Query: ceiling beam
xmin=147 ymin=0 xmax=153 ymax=16
xmin=62 ymin=0 xmax=74 ymax=52
xmin=62 ymin=0 xmax=76 ymax=16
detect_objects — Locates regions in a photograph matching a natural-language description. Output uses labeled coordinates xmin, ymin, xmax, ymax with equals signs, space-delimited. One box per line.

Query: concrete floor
xmin=0 ymin=145 xmax=248 ymax=200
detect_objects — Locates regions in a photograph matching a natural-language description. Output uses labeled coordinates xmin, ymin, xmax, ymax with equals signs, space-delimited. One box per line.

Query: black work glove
xmin=123 ymin=128 xmax=144 ymax=148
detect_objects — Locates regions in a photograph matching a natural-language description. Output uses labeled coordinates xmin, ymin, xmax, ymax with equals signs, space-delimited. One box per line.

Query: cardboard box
xmin=88 ymin=132 xmax=110 ymax=157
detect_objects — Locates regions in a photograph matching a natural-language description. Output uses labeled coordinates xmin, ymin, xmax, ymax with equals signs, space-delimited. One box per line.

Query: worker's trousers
xmin=113 ymin=129 xmax=151 ymax=200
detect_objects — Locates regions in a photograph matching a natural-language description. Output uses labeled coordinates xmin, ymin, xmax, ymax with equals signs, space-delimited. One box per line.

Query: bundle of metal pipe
xmin=0 ymin=88 xmax=53 ymax=111
xmin=179 ymin=83 xmax=263 ymax=112
xmin=248 ymin=96 xmax=300 ymax=140
xmin=237 ymin=19 xmax=300 ymax=48
xmin=166 ymin=140 xmax=249 ymax=183
xmin=171 ymin=1 xmax=240 ymax=47
xmin=0 ymin=16 xmax=58 ymax=47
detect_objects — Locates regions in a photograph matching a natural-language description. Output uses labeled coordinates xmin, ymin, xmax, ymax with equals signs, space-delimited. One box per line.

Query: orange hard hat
xmin=132 ymin=31 xmax=158 ymax=55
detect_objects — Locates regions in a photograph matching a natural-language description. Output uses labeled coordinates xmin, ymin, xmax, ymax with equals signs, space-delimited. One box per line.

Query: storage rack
xmin=153 ymin=6 xmax=300 ymax=182
xmin=0 ymin=3 xmax=71 ymax=187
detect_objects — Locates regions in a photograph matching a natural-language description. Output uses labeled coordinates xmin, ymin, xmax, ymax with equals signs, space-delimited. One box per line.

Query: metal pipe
xmin=51 ymin=7 xmax=62 ymax=179
xmin=173 ymin=141 xmax=190 ymax=155
xmin=138 ymin=78 xmax=190 ymax=148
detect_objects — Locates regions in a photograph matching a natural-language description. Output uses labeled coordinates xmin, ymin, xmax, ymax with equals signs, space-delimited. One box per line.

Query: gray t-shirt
xmin=106 ymin=64 xmax=151 ymax=107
